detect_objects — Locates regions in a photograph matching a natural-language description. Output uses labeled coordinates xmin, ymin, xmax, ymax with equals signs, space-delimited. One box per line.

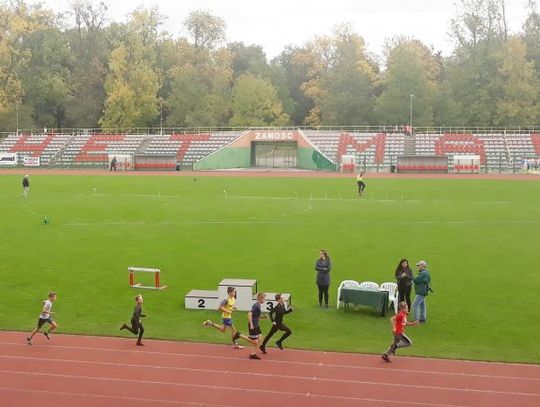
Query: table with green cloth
xmin=339 ymin=288 xmax=389 ymax=316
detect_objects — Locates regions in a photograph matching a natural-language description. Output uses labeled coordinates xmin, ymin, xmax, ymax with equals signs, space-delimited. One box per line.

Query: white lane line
xmin=2 ymin=332 xmax=538 ymax=369
xmin=0 ymin=386 xmax=228 ymax=406
xmin=0 ymin=370 xmax=467 ymax=407
xmin=61 ymin=219 xmax=540 ymax=226
xmin=1 ymin=342 xmax=539 ymax=383
xmin=1 ymin=354 xmax=537 ymax=395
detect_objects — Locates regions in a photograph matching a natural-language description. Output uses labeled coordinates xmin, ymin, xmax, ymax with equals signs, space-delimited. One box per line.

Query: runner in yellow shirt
xmin=356 ymin=171 xmax=366 ymax=196
xmin=203 ymin=287 xmax=243 ymax=349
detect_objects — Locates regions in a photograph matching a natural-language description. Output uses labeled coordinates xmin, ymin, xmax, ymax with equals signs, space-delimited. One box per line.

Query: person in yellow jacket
xmin=203 ymin=286 xmax=243 ymax=349
xmin=356 ymin=171 xmax=366 ymax=196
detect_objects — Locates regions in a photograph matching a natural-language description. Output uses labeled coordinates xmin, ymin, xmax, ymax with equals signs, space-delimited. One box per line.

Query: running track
xmin=1 ymin=331 xmax=539 ymax=407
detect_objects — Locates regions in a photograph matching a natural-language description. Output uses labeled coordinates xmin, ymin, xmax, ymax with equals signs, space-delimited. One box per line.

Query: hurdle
xmin=128 ymin=266 xmax=167 ymax=290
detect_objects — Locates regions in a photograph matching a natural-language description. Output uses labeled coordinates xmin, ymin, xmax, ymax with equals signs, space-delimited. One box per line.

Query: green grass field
xmin=1 ymin=173 xmax=539 ymax=363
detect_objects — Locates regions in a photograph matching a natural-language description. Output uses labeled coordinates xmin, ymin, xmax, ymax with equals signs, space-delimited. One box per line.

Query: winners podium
xmin=185 ymin=278 xmax=291 ymax=312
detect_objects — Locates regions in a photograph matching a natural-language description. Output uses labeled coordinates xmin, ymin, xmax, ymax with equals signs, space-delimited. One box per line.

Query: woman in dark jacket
xmin=315 ymin=250 xmax=331 ymax=307
xmin=395 ymin=258 xmax=413 ymax=309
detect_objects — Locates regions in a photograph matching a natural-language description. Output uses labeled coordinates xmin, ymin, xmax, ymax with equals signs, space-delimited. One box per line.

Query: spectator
xmin=394 ymin=258 xmax=413 ymax=309
xmin=315 ymin=250 xmax=331 ymax=308
xmin=110 ymin=156 xmax=118 ymax=172
xmin=22 ymin=175 xmax=30 ymax=198
xmin=412 ymin=260 xmax=431 ymax=324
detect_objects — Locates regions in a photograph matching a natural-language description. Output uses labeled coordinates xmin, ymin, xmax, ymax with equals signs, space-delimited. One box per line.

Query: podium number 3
xmin=266 ymin=302 xmax=274 ymax=311
xmin=198 ymin=299 xmax=205 ymax=308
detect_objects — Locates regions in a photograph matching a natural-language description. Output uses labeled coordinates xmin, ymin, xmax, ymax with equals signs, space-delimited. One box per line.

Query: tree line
xmin=0 ymin=0 xmax=539 ymax=132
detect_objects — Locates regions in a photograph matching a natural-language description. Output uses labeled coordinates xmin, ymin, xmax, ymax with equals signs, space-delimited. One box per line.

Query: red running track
xmin=1 ymin=331 xmax=539 ymax=407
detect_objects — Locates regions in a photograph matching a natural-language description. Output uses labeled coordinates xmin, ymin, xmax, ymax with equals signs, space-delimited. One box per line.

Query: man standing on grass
xmin=412 ymin=260 xmax=431 ymax=324
xmin=22 ymin=175 xmax=30 ymax=198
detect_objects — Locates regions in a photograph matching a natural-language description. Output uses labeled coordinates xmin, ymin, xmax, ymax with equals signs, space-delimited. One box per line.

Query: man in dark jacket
xmin=259 ymin=294 xmax=293 ymax=353
xmin=22 ymin=175 xmax=30 ymax=198
xmin=412 ymin=260 xmax=431 ymax=323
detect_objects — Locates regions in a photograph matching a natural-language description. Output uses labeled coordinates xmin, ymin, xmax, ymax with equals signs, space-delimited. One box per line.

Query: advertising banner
xmin=0 ymin=153 xmax=17 ymax=166
xmin=23 ymin=156 xmax=40 ymax=167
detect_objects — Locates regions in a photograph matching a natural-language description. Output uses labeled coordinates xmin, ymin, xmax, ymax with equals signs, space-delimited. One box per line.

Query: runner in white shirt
xmin=26 ymin=292 xmax=58 ymax=345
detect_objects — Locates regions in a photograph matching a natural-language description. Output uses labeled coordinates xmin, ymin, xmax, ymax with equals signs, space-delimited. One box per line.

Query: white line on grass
xmin=61 ymin=219 xmax=540 ymax=227
xmin=75 ymin=193 xmax=183 ymax=198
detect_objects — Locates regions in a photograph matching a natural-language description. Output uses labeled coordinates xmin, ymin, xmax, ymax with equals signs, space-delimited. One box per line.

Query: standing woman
xmin=395 ymin=259 xmax=413 ymax=309
xmin=315 ymin=250 xmax=332 ymax=308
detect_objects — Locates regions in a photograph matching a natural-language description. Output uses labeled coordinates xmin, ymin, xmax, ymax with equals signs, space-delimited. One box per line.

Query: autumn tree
xmin=375 ymin=39 xmax=441 ymax=126
xmin=229 ymin=73 xmax=290 ymax=126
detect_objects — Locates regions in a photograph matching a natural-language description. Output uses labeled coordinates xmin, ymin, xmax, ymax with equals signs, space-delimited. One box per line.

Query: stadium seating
xmin=1 ymin=130 xmax=538 ymax=170
xmin=303 ymin=130 xmax=405 ymax=166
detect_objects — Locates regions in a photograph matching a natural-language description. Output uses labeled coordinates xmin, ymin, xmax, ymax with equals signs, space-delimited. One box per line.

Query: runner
xmin=203 ymin=287 xmax=243 ymax=349
xmin=26 ymin=292 xmax=58 ymax=345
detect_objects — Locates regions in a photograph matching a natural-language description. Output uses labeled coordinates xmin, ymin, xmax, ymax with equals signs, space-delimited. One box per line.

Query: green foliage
xmin=1 ymin=174 xmax=539 ymax=363
xmin=1 ymin=0 xmax=539 ymax=131
xmin=229 ymin=73 xmax=290 ymax=126
xmin=375 ymin=39 xmax=441 ymax=126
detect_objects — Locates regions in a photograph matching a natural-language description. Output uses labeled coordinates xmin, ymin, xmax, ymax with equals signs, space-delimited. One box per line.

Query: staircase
xmin=403 ymin=135 xmax=416 ymax=155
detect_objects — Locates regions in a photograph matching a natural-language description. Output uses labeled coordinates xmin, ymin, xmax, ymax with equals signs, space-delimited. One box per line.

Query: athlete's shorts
xmin=248 ymin=325 xmax=261 ymax=339
xmin=222 ymin=318 xmax=233 ymax=327
xmin=37 ymin=317 xmax=54 ymax=329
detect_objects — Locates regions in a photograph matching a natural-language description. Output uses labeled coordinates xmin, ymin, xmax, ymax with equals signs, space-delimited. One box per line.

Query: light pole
xmin=409 ymin=94 xmax=414 ymax=133
xmin=16 ymin=100 xmax=19 ymax=136
xmin=160 ymin=98 xmax=163 ymax=135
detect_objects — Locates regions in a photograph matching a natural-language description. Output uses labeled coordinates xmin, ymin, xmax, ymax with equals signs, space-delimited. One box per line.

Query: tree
xmin=100 ymin=8 xmax=163 ymax=128
xmin=375 ymin=39 xmax=441 ymax=126
xmin=227 ymin=42 xmax=269 ymax=79
xmin=184 ymin=10 xmax=226 ymax=51
xmin=523 ymin=1 xmax=540 ymax=75
xmin=494 ymin=36 xmax=539 ymax=125
xmin=301 ymin=25 xmax=377 ymax=126
xmin=271 ymin=46 xmax=315 ymax=126
xmin=165 ymin=43 xmax=232 ymax=127
xmin=229 ymin=74 xmax=290 ymax=126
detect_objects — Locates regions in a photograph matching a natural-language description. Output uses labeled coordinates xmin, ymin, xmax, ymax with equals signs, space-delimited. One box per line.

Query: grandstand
xmin=1 ymin=129 xmax=539 ymax=172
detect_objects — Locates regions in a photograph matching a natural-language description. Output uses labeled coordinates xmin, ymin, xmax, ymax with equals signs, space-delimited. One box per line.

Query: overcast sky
xmin=34 ymin=0 xmax=532 ymax=59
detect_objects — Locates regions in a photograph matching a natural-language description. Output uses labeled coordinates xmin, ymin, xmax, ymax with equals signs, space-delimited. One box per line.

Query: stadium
xmin=1 ymin=0 xmax=540 ymax=406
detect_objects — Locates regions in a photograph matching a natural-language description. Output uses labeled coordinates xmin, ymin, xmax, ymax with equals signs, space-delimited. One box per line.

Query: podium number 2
xmin=266 ymin=302 xmax=274 ymax=311
xmin=198 ymin=299 xmax=205 ymax=308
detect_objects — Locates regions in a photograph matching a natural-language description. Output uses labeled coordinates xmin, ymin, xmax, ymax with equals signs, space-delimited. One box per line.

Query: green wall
xmin=193 ymin=147 xmax=251 ymax=170
xmin=194 ymin=144 xmax=336 ymax=171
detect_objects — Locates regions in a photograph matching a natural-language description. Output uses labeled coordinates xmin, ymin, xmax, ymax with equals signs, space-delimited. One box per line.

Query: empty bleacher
xmin=1 ymin=130 xmax=538 ymax=171
xmin=303 ymin=130 xmax=405 ymax=166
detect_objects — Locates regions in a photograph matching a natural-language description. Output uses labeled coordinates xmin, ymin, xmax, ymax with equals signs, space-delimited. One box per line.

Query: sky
xmin=33 ymin=0 xmax=532 ymax=59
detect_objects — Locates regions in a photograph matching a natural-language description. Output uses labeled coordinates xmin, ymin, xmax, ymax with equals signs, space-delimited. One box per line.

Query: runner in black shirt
xmin=259 ymin=294 xmax=293 ymax=353
xmin=120 ymin=294 xmax=146 ymax=345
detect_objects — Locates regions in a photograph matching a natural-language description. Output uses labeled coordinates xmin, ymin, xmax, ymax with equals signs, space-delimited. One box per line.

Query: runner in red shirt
xmin=382 ymin=301 xmax=419 ymax=362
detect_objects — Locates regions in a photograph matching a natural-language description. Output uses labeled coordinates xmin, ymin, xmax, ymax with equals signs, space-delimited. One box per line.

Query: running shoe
xmin=249 ymin=354 xmax=261 ymax=360
xmin=232 ymin=331 xmax=241 ymax=341
xmin=382 ymin=354 xmax=391 ymax=363
xmin=232 ymin=343 xmax=244 ymax=349
xmin=44 ymin=331 xmax=51 ymax=340
xmin=203 ymin=320 xmax=213 ymax=327
xmin=26 ymin=337 xmax=33 ymax=345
